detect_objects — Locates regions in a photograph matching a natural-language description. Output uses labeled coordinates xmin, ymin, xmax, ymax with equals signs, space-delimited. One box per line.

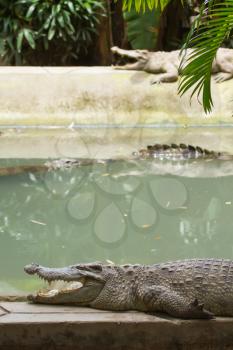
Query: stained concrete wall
xmin=0 ymin=67 xmax=233 ymax=126
xmin=1 ymin=302 xmax=233 ymax=350
xmin=0 ymin=67 xmax=233 ymax=158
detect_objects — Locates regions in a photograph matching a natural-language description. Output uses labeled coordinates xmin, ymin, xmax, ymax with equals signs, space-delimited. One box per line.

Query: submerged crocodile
xmin=111 ymin=46 xmax=233 ymax=84
xmin=0 ymin=158 xmax=97 ymax=177
xmin=0 ymin=144 xmax=232 ymax=179
xmin=25 ymin=259 xmax=233 ymax=319
xmin=0 ymin=144 xmax=232 ymax=177
xmin=136 ymin=143 xmax=232 ymax=161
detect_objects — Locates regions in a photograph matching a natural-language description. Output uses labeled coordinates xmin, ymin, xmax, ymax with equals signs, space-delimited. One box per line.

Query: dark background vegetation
xmin=0 ymin=0 xmax=207 ymax=66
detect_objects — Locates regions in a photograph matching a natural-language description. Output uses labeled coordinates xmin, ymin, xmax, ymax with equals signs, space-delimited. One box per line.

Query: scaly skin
xmin=111 ymin=46 xmax=233 ymax=84
xmin=136 ymin=143 xmax=232 ymax=161
xmin=24 ymin=259 xmax=233 ymax=319
xmin=0 ymin=143 xmax=231 ymax=178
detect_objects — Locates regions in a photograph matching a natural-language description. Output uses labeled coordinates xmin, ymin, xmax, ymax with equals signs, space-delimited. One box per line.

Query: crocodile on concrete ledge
xmin=111 ymin=46 xmax=233 ymax=84
xmin=24 ymin=259 xmax=233 ymax=319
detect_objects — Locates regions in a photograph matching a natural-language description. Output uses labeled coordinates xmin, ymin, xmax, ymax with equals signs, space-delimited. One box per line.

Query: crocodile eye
xmin=73 ymin=263 xmax=103 ymax=272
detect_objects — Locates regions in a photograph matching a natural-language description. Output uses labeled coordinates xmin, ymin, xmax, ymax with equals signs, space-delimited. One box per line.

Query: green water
xmin=1 ymin=158 xmax=233 ymax=295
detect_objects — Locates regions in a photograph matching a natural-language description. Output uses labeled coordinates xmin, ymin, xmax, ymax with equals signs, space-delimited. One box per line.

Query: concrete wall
xmin=0 ymin=67 xmax=233 ymax=126
xmin=0 ymin=67 xmax=233 ymax=158
xmin=1 ymin=302 xmax=233 ymax=350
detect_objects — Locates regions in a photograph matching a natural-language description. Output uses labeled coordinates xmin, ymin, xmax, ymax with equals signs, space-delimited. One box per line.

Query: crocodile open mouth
xmin=113 ymin=56 xmax=137 ymax=66
xmin=25 ymin=263 xmax=105 ymax=303
xmin=36 ymin=279 xmax=85 ymax=298
xmin=24 ymin=263 xmax=86 ymax=298
xmin=111 ymin=50 xmax=138 ymax=66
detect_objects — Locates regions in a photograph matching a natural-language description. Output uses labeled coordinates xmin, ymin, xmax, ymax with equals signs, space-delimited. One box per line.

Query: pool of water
xmin=1 ymin=157 xmax=233 ymax=296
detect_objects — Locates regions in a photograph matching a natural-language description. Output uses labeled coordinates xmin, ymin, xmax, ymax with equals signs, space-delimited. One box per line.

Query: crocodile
xmin=0 ymin=144 xmax=231 ymax=180
xmin=24 ymin=259 xmax=233 ymax=319
xmin=111 ymin=46 xmax=233 ymax=84
xmin=135 ymin=143 xmax=232 ymax=161
xmin=0 ymin=144 xmax=232 ymax=178
xmin=0 ymin=158 xmax=100 ymax=177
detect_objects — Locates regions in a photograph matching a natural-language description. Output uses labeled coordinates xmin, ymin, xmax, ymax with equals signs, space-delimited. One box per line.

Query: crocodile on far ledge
xmin=111 ymin=46 xmax=233 ymax=84
xmin=25 ymin=259 xmax=233 ymax=319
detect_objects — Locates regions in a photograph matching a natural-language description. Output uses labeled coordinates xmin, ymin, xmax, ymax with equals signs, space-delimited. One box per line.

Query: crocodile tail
xmin=217 ymin=153 xmax=233 ymax=160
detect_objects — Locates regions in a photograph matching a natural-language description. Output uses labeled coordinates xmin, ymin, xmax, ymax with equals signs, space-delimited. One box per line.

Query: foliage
xmin=124 ymin=8 xmax=160 ymax=49
xmin=179 ymin=1 xmax=233 ymax=112
xmin=122 ymin=0 xmax=170 ymax=11
xmin=122 ymin=0 xmax=233 ymax=112
xmin=0 ymin=0 xmax=105 ymax=65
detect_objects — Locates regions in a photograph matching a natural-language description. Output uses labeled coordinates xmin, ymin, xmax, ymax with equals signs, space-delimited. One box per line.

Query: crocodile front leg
xmin=214 ymin=52 xmax=233 ymax=82
xmin=214 ymin=72 xmax=233 ymax=83
xmin=150 ymin=63 xmax=178 ymax=83
xmin=139 ymin=286 xmax=214 ymax=319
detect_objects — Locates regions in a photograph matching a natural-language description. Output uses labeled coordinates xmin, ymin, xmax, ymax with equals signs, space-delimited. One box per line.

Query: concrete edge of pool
xmin=0 ymin=67 xmax=233 ymax=158
xmin=0 ymin=302 xmax=233 ymax=350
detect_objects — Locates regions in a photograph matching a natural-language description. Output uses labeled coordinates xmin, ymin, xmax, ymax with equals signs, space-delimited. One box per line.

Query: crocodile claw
xmin=190 ymin=298 xmax=214 ymax=319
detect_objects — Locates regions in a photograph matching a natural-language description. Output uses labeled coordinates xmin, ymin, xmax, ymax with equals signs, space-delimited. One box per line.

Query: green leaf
xmin=6 ymin=37 xmax=15 ymax=52
xmin=52 ymin=4 xmax=61 ymax=15
xmin=0 ymin=39 xmax=6 ymax=56
xmin=23 ymin=29 xmax=36 ymax=49
xmin=62 ymin=10 xmax=75 ymax=31
xmin=122 ymin=0 xmax=170 ymax=11
xmin=57 ymin=14 xmax=65 ymax=28
xmin=67 ymin=1 xmax=76 ymax=14
xmin=56 ymin=4 xmax=62 ymax=13
xmin=48 ymin=26 xmax=56 ymax=40
xmin=179 ymin=0 xmax=233 ymax=113
xmin=0 ymin=0 xmax=105 ymax=64
xmin=26 ymin=4 xmax=37 ymax=19
xmin=43 ymin=15 xmax=52 ymax=30
xmin=124 ymin=8 xmax=160 ymax=49
xmin=16 ymin=31 xmax=24 ymax=53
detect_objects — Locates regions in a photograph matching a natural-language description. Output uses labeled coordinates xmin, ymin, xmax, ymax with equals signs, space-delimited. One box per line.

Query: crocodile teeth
xmin=46 ymin=280 xmax=84 ymax=292
xmin=37 ymin=282 xmax=83 ymax=297
xmin=39 ymin=289 xmax=59 ymax=297
xmin=60 ymin=282 xmax=83 ymax=293
xmin=67 ymin=282 xmax=83 ymax=290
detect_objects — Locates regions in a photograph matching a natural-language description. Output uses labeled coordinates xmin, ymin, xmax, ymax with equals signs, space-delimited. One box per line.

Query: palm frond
xmin=178 ymin=0 xmax=233 ymax=113
xmin=122 ymin=0 xmax=170 ymax=11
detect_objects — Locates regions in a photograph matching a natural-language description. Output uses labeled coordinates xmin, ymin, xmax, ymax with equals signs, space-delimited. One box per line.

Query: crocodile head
xmin=24 ymin=262 xmax=110 ymax=305
xmin=111 ymin=46 xmax=149 ymax=68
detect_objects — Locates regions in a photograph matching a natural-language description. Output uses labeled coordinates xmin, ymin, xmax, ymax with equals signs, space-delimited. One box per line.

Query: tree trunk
xmin=92 ymin=0 xmax=112 ymax=65
xmin=156 ymin=0 xmax=193 ymax=51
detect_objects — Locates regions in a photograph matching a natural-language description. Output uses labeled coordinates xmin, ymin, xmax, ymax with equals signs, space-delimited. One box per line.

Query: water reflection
xmin=0 ymin=158 xmax=233 ymax=294
xmin=150 ymin=177 xmax=188 ymax=210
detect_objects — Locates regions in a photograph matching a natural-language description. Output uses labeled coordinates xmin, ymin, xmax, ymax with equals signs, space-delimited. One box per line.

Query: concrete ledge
xmin=0 ymin=66 xmax=233 ymax=158
xmin=1 ymin=126 xmax=233 ymax=159
xmin=0 ymin=67 xmax=233 ymax=158
xmin=0 ymin=302 xmax=233 ymax=350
